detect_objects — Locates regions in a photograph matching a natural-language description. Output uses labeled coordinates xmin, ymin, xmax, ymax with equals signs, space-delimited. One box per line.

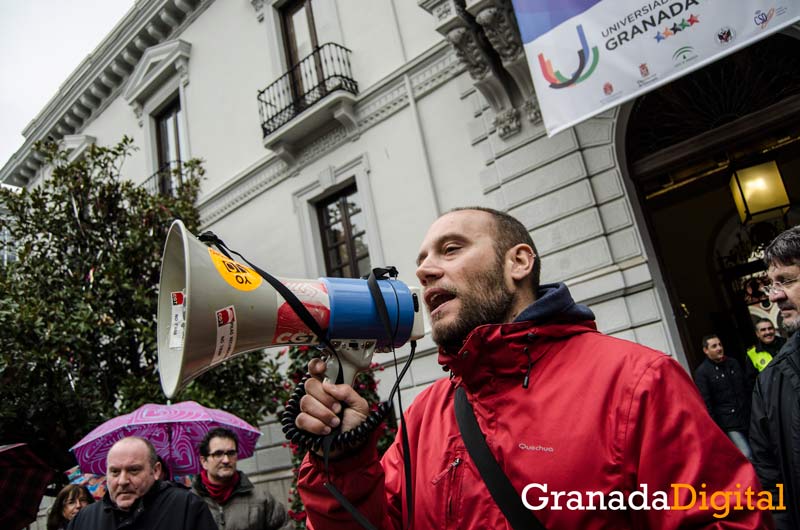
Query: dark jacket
xmin=67 ymin=480 xmax=216 ymax=530
xmin=694 ymin=356 xmax=750 ymax=432
xmin=751 ymin=331 xmax=800 ymax=530
xmin=299 ymin=283 xmax=767 ymax=529
xmin=192 ymin=471 xmax=287 ymax=530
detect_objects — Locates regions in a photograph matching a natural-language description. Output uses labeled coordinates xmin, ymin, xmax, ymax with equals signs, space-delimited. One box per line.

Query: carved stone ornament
xmin=419 ymin=0 xmax=456 ymax=22
xmin=250 ymin=0 xmax=265 ymax=22
xmin=175 ymin=57 xmax=190 ymax=86
xmin=494 ymin=107 xmax=520 ymax=138
xmin=133 ymin=102 xmax=144 ymax=127
xmin=474 ymin=5 xmax=524 ymax=64
xmin=446 ymin=27 xmax=491 ymax=80
xmin=522 ymin=97 xmax=542 ymax=124
xmin=434 ymin=2 xmax=453 ymax=20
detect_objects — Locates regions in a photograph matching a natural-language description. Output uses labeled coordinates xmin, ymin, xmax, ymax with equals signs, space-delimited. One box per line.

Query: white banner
xmin=512 ymin=0 xmax=800 ymax=135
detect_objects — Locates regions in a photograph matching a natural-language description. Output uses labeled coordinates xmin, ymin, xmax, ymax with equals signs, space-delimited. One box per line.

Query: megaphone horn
xmin=157 ymin=220 xmax=424 ymax=399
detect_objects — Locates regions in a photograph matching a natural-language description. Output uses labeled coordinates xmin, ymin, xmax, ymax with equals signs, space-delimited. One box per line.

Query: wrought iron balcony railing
xmin=258 ymin=43 xmax=358 ymax=137
xmin=141 ymin=160 xmax=183 ymax=197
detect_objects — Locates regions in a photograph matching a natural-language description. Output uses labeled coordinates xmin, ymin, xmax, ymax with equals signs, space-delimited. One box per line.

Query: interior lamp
xmin=729 ymin=161 xmax=790 ymax=224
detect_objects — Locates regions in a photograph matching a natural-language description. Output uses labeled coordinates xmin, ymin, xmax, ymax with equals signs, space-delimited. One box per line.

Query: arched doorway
xmin=623 ymin=32 xmax=800 ymax=370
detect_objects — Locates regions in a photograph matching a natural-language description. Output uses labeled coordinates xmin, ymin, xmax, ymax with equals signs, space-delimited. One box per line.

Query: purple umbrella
xmin=70 ymin=401 xmax=261 ymax=475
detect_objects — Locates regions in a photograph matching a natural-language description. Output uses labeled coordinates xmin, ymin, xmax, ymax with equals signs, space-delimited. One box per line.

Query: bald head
xmin=106 ymin=437 xmax=160 ymax=510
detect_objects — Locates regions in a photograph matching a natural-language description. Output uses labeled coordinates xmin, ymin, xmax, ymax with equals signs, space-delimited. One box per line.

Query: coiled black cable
xmin=279 ymin=373 xmax=394 ymax=453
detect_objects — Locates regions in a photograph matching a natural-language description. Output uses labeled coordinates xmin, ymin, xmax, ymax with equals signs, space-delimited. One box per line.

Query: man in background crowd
xmin=745 ymin=318 xmax=784 ymax=387
xmin=693 ymin=334 xmax=752 ymax=460
xmin=192 ymin=427 xmax=287 ymax=530
xmin=751 ymin=225 xmax=800 ymax=530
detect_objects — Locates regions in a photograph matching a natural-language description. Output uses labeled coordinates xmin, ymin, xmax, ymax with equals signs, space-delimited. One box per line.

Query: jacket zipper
xmin=431 ymin=457 xmax=461 ymax=484
xmin=523 ymin=346 xmax=533 ymax=389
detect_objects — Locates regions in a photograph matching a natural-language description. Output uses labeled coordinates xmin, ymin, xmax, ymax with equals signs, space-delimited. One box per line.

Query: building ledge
xmin=262 ymin=91 xmax=358 ymax=165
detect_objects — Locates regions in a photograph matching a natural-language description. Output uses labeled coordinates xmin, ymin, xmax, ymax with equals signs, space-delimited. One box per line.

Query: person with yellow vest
xmin=745 ymin=318 xmax=785 ymax=389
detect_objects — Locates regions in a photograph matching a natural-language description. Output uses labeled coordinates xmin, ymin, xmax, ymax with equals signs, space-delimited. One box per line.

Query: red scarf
xmin=200 ymin=469 xmax=239 ymax=505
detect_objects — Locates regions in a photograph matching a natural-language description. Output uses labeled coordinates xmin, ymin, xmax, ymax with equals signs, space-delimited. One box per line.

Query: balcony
xmin=258 ymin=43 xmax=359 ymax=163
xmin=141 ymin=160 xmax=183 ymax=197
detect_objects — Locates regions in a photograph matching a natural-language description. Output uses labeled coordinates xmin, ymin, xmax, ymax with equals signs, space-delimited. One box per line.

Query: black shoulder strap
xmin=454 ymin=386 xmax=546 ymax=530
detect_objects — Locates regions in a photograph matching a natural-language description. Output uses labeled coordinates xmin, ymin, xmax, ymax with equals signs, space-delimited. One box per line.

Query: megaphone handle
xmin=324 ymin=355 xmax=358 ymax=388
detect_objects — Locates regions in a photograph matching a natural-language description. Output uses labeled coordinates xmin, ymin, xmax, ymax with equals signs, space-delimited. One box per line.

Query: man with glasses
xmin=192 ymin=427 xmax=287 ymax=530
xmin=751 ymin=226 xmax=800 ymax=530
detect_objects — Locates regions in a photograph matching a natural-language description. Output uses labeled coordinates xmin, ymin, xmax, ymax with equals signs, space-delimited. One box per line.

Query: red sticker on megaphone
xmin=171 ymin=292 xmax=184 ymax=306
xmin=213 ymin=305 xmax=238 ymax=364
xmin=208 ymin=248 xmax=263 ymax=292
xmin=169 ymin=291 xmax=186 ymax=349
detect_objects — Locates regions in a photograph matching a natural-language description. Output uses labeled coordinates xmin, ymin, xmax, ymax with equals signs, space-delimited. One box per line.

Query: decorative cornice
xmin=410 ymin=47 xmax=463 ymax=98
xmin=200 ymin=156 xmax=289 ymax=224
xmin=1 ymin=0 xmax=213 ymax=187
xmin=356 ymin=82 xmax=408 ymax=129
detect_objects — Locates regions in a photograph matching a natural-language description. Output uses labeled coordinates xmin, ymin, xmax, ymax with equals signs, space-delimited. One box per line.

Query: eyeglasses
xmin=208 ymin=449 xmax=238 ymax=459
xmin=761 ymin=276 xmax=800 ymax=296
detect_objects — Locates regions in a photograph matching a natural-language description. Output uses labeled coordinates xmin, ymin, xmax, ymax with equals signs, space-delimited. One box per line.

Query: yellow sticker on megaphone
xmin=208 ymin=248 xmax=263 ymax=291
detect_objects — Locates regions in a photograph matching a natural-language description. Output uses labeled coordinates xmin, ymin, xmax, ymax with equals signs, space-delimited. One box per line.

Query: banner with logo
xmin=512 ymin=0 xmax=800 ymax=136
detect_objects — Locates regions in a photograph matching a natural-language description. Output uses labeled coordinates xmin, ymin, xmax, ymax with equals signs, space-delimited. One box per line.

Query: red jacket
xmin=299 ymin=288 xmax=770 ymax=529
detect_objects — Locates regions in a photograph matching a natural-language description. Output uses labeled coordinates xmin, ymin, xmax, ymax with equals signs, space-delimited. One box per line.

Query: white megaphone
xmin=157 ymin=220 xmax=425 ymax=399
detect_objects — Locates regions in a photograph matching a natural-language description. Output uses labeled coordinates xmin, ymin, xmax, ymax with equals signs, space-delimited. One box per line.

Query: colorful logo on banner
xmin=754 ymin=8 xmax=775 ymax=28
xmin=538 ymin=25 xmax=599 ymax=88
xmin=653 ymin=14 xmax=700 ymax=43
xmin=672 ymin=45 xmax=699 ymax=67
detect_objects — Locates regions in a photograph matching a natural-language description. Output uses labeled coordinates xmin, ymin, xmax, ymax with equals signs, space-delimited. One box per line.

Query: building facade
xmin=4 ymin=0 xmax=799 ymax=508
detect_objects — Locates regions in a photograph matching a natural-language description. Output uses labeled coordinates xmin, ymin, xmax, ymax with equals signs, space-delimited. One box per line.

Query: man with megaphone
xmin=294 ymin=207 xmax=769 ymax=529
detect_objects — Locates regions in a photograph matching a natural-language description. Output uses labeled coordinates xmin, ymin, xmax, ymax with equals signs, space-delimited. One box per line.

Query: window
xmin=122 ymin=39 xmax=192 ymax=195
xmin=281 ymin=0 xmax=324 ymax=103
xmin=154 ymin=98 xmax=185 ymax=196
xmin=317 ymin=185 xmax=371 ymax=278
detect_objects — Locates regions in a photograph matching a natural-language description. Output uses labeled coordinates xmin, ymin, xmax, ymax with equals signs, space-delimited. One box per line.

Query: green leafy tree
xmin=0 ymin=138 xmax=283 ymax=480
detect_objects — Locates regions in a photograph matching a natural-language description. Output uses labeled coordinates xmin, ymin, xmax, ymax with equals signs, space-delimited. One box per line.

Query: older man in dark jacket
xmin=68 ymin=437 xmax=216 ymax=530
xmin=751 ymin=225 xmax=800 ymax=530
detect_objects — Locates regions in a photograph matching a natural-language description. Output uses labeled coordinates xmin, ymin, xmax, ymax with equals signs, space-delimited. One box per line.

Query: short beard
xmin=779 ymin=302 xmax=800 ymax=334
xmin=432 ymin=265 xmax=515 ymax=355
xmin=784 ymin=316 xmax=800 ymax=334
